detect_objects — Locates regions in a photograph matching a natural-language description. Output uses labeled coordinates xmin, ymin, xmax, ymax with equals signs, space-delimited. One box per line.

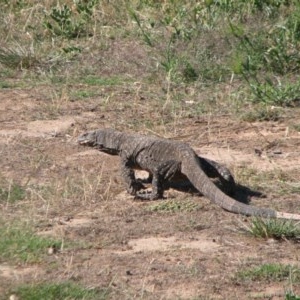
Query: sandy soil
xmin=1 ymin=89 xmax=300 ymax=299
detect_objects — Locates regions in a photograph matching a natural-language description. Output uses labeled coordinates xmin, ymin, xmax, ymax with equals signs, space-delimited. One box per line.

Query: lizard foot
xmin=127 ymin=181 xmax=146 ymax=195
xmin=134 ymin=190 xmax=163 ymax=201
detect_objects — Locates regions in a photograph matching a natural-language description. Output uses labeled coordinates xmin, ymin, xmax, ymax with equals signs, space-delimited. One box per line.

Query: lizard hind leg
xmin=135 ymin=160 xmax=181 ymax=200
xmin=197 ymin=157 xmax=236 ymax=195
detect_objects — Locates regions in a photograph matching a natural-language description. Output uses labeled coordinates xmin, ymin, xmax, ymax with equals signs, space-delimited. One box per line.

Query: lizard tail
xmin=275 ymin=212 xmax=300 ymax=220
xmin=181 ymin=153 xmax=300 ymax=220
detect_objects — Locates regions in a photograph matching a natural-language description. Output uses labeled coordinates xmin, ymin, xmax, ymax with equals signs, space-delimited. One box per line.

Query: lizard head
xmin=78 ymin=129 xmax=121 ymax=155
xmin=78 ymin=131 xmax=98 ymax=147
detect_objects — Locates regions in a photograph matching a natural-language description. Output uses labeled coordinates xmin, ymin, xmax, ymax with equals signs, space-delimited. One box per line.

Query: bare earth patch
xmin=1 ymin=90 xmax=300 ymax=299
xmin=126 ymin=235 xmax=220 ymax=253
xmin=0 ymin=265 xmax=41 ymax=280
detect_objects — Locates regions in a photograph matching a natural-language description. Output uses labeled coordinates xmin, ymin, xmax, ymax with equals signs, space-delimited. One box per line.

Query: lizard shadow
xmin=170 ymin=182 xmax=264 ymax=205
xmin=224 ymin=183 xmax=265 ymax=205
xmin=172 ymin=181 xmax=265 ymax=205
xmin=139 ymin=178 xmax=264 ymax=205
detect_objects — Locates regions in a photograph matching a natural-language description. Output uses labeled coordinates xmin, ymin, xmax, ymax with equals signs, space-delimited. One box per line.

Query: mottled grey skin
xmin=78 ymin=129 xmax=236 ymax=195
xmin=135 ymin=150 xmax=236 ymax=196
xmin=77 ymin=128 xmax=287 ymax=218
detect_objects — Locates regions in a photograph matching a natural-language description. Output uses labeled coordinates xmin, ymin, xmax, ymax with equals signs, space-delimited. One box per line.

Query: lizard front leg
xmin=120 ymin=157 xmax=145 ymax=195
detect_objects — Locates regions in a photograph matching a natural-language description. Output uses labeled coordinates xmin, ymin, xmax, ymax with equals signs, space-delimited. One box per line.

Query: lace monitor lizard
xmin=78 ymin=128 xmax=300 ymax=220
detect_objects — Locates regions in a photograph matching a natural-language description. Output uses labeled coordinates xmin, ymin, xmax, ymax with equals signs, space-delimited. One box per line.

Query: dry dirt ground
xmin=1 ymin=89 xmax=300 ymax=299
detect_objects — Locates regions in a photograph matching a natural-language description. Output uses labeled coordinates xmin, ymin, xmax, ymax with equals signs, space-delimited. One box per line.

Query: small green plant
xmin=286 ymin=292 xmax=300 ymax=300
xmin=236 ymin=263 xmax=300 ymax=283
xmin=245 ymin=218 xmax=300 ymax=240
xmin=1 ymin=0 xmax=28 ymax=10
xmin=10 ymin=282 xmax=109 ymax=300
xmin=44 ymin=0 xmax=99 ymax=39
xmin=147 ymin=199 xmax=200 ymax=213
xmin=247 ymin=79 xmax=300 ymax=106
xmin=0 ymin=45 xmax=37 ymax=69
xmin=0 ymin=183 xmax=26 ymax=203
xmin=128 ymin=8 xmax=153 ymax=47
xmin=62 ymin=46 xmax=82 ymax=54
xmin=82 ymin=75 xmax=124 ymax=86
xmin=72 ymin=89 xmax=98 ymax=100
xmin=241 ymin=105 xmax=281 ymax=122
xmin=182 ymin=61 xmax=198 ymax=82
xmin=0 ymin=223 xmax=62 ymax=263
xmin=228 ymin=3 xmax=300 ymax=106
xmin=160 ymin=36 xmax=178 ymax=75
xmin=293 ymin=124 xmax=300 ymax=132
xmin=44 ymin=4 xmax=81 ymax=38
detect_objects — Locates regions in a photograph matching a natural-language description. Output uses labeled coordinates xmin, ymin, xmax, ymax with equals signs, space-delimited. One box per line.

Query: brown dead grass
xmin=1 ymin=89 xmax=300 ymax=299
xmin=1 ymin=2 xmax=300 ymax=299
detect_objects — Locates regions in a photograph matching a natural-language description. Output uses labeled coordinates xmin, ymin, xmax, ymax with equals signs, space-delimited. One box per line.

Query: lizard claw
xmin=127 ymin=181 xmax=146 ymax=195
xmin=134 ymin=190 xmax=163 ymax=201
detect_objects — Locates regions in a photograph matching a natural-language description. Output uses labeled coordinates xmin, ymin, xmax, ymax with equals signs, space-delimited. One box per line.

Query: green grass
xmin=0 ymin=222 xmax=62 ymax=263
xmin=9 ymin=282 xmax=109 ymax=300
xmin=1 ymin=1 xmax=300 ymax=109
xmin=71 ymin=89 xmax=99 ymax=100
xmin=244 ymin=218 xmax=300 ymax=240
xmin=82 ymin=75 xmax=127 ymax=86
xmin=0 ymin=81 xmax=16 ymax=88
xmin=235 ymin=167 xmax=300 ymax=195
xmin=286 ymin=293 xmax=300 ymax=300
xmin=235 ymin=262 xmax=300 ymax=298
xmin=44 ymin=0 xmax=99 ymax=39
xmin=0 ymin=183 xmax=26 ymax=203
xmin=293 ymin=124 xmax=300 ymax=132
xmin=236 ymin=263 xmax=300 ymax=282
xmin=0 ymin=46 xmax=38 ymax=69
xmin=147 ymin=199 xmax=201 ymax=213
xmin=1 ymin=1 xmax=300 ymax=298
xmin=241 ymin=105 xmax=282 ymax=122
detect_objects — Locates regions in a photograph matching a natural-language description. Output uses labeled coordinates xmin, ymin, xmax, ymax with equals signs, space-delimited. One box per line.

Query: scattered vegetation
xmin=244 ymin=218 xmax=300 ymax=240
xmin=235 ymin=167 xmax=300 ymax=195
xmin=293 ymin=124 xmax=300 ymax=132
xmin=0 ymin=183 xmax=26 ymax=203
xmin=44 ymin=0 xmax=99 ymax=39
xmin=0 ymin=45 xmax=38 ymax=70
xmin=82 ymin=76 xmax=126 ymax=87
xmin=147 ymin=199 xmax=201 ymax=213
xmin=2 ymin=1 xmax=300 ymax=298
xmin=0 ymin=222 xmax=62 ymax=263
xmin=9 ymin=281 xmax=109 ymax=300
xmin=236 ymin=263 xmax=300 ymax=283
xmin=286 ymin=293 xmax=300 ymax=300
xmin=1 ymin=0 xmax=300 ymax=115
xmin=241 ymin=106 xmax=282 ymax=122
